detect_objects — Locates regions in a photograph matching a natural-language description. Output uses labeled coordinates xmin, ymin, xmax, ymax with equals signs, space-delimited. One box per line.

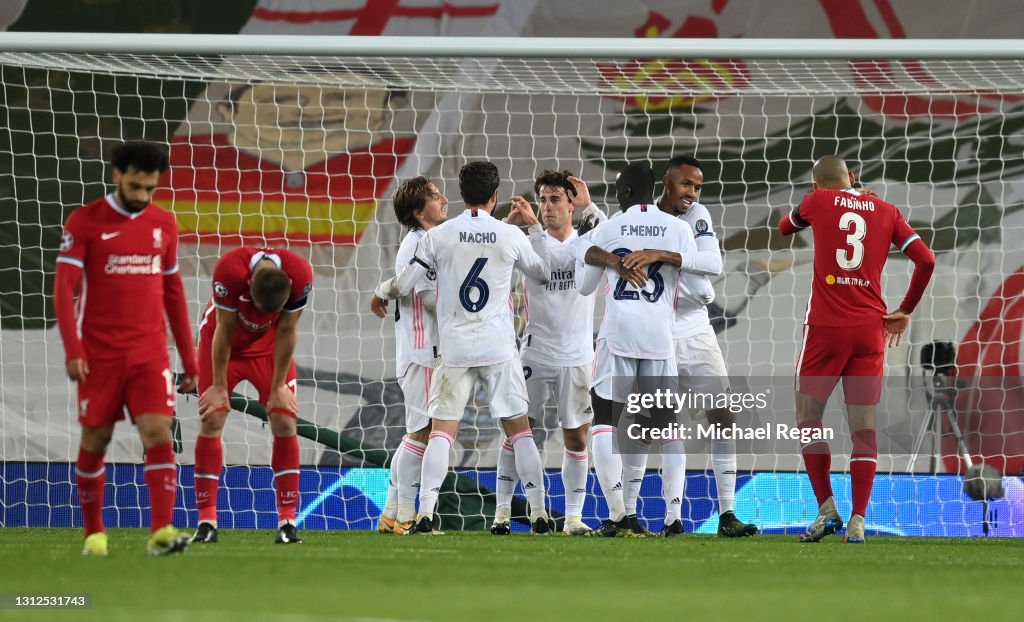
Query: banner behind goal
xmin=1 ymin=35 xmax=1022 ymax=533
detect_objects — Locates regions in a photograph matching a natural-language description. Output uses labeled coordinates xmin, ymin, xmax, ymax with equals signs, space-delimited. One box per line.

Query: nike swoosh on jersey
xmin=100 ymin=232 xmax=121 ymax=240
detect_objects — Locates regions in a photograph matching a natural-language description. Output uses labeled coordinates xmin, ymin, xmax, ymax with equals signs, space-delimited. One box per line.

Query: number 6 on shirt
xmin=459 ymin=257 xmax=490 ymax=312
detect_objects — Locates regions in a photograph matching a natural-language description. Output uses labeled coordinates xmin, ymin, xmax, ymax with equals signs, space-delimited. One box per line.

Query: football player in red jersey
xmin=53 ymin=141 xmax=199 ymax=557
xmin=191 ymin=247 xmax=313 ymax=545
xmin=780 ymin=155 xmax=935 ymax=544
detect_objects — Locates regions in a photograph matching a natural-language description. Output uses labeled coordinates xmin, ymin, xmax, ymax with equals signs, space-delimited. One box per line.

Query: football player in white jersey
xmin=371 ymin=161 xmax=555 ymax=534
xmin=378 ymin=177 xmax=447 ymax=535
xmin=656 ymin=156 xmax=758 ymax=538
xmin=490 ymin=171 xmax=607 ymax=536
xmin=575 ymin=162 xmax=697 ymax=537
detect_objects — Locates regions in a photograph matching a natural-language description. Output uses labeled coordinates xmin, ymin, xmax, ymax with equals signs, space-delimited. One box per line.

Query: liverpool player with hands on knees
xmin=371 ymin=161 xmax=556 ymax=534
xmin=378 ymin=176 xmax=446 ymax=536
xmin=192 ymin=246 xmax=313 ymax=545
xmin=54 ymin=141 xmax=198 ymax=557
xmin=654 ymin=156 xmax=758 ymax=538
xmin=780 ymin=155 xmax=935 ymax=544
xmin=491 ymin=170 xmax=606 ymax=536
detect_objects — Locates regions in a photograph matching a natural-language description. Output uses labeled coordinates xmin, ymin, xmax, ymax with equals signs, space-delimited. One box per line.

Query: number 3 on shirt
xmin=836 ymin=212 xmax=866 ymax=270
xmin=459 ymin=257 xmax=490 ymax=312
xmin=611 ymin=248 xmax=664 ymax=302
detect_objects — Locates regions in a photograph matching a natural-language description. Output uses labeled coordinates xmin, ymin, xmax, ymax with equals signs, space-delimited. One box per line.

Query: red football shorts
xmin=795 ymin=323 xmax=884 ymax=405
xmin=77 ymin=352 xmax=175 ymax=427
xmin=198 ymin=339 xmax=298 ymax=416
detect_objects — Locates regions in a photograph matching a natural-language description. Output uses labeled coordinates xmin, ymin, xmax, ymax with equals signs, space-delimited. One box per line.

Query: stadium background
xmin=1 ymin=0 xmax=1022 ymax=535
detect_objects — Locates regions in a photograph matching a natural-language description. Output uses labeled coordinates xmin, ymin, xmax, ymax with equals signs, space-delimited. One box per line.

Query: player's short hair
xmin=618 ymin=162 xmax=656 ymax=201
xmin=393 ymin=176 xmax=435 ymax=230
xmin=812 ymin=155 xmax=850 ymax=185
xmin=111 ymin=141 xmax=169 ymax=174
xmin=459 ymin=161 xmax=500 ymax=206
xmin=533 ymin=169 xmax=578 ymax=201
xmin=664 ymin=155 xmax=702 ymax=174
xmin=251 ymin=267 xmax=292 ymax=313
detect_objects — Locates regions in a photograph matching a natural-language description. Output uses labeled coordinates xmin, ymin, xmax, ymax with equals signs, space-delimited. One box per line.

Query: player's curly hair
xmin=111 ymin=141 xmax=169 ymax=174
xmin=459 ymin=161 xmax=500 ymax=206
xmin=251 ymin=267 xmax=291 ymax=313
xmin=393 ymin=176 xmax=435 ymax=230
xmin=533 ymin=170 xmax=578 ymax=201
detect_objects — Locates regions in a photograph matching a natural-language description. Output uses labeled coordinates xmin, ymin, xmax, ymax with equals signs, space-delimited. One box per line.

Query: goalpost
xmin=1 ymin=34 xmax=1022 ymax=535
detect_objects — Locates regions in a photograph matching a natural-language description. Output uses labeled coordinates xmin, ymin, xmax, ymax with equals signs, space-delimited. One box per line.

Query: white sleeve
xmin=682 ymin=234 xmax=724 ymax=276
xmin=681 ymin=206 xmax=723 ymax=276
xmin=575 ymin=260 xmax=605 ymax=296
xmin=514 ymin=223 xmax=551 ymax=284
xmin=578 ymin=202 xmax=608 ymax=225
xmin=375 ymin=234 xmax=434 ymax=300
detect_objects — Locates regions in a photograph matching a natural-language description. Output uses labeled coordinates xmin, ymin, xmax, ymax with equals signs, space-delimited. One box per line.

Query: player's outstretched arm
xmin=267 ymin=310 xmax=300 ymax=417
xmin=372 ymin=256 xmax=431 ymax=317
xmin=579 ymin=243 xmax=646 ymax=289
xmin=53 ymin=260 xmax=88 ymax=382
xmin=163 ymin=271 xmax=199 ymax=392
xmin=198 ymin=309 xmax=236 ymax=419
xmin=622 ymin=249 xmax=681 ymax=270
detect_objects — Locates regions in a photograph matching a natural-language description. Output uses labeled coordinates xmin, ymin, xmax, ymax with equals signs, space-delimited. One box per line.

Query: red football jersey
xmin=199 ymin=247 xmax=313 ymax=357
xmin=56 ymin=195 xmax=183 ymax=358
xmin=788 ymin=188 xmax=920 ymax=327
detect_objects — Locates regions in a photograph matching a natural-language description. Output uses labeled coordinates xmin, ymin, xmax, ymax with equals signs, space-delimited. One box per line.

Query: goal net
xmin=1 ymin=36 xmax=1022 ymax=535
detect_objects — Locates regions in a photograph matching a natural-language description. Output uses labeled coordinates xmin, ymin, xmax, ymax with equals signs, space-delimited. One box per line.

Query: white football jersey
xmin=576 ymin=204 xmax=694 ymax=360
xmin=673 ymin=201 xmax=722 ymax=339
xmin=394 ymin=229 xmax=439 ymax=377
xmin=520 ymin=230 xmax=597 ymax=368
xmin=377 ymin=208 xmax=550 ymax=368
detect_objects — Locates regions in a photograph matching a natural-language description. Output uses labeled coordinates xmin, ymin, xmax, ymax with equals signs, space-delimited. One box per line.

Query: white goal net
xmin=1 ymin=35 xmax=1022 ymax=534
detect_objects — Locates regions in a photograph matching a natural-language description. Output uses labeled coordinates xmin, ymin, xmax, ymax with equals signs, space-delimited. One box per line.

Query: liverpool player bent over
xmin=54 ymin=141 xmax=199 ymax=557
xmin=192 ymin=247 xmax=313 ymax=544
xmin=779 ymin=155 xmax=935 ymax=544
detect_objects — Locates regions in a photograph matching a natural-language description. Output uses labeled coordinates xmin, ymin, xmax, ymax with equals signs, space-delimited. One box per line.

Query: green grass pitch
xmin=2 ymin=528 xmax=1020 ymax=621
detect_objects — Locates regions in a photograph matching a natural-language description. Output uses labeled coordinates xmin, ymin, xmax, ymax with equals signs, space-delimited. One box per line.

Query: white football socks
xmin=509 ymin=429 xmax=546 ymax=521
xmin=494 ymin=437 xmax=518 ymax=515
xmin=710 ymin=437 xmax=737 ymax=514
xmin=620 ymin=435 xmax=650 ymax=516
xmin=591 ymin=425 xmax=625 ymax=521
xmin=660 ymin=439 xmax=686 ymax=524
xmin=396 ymin=436 xmax=426 ymax=523
xmin=562 ymin=448 xmax=589 ymax=518
xmin=417 ymin=431 xmax=454 ymax=521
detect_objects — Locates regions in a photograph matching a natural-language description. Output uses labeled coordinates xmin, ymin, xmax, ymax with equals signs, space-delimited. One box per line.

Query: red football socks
xmin=76 ymin=447 xmax=106 ymax=537
xmin=144 ymin=442 xmax=178 ymax=532
xmin=850 ymin=428 xmax=878 ymax=518
xmin=272 ymin=435 xmax=300 ymax=523
xmin=194 ymin=435 xmax=223 ymax=524
xmin=799 ymin=420 xmax=834 ymax=507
